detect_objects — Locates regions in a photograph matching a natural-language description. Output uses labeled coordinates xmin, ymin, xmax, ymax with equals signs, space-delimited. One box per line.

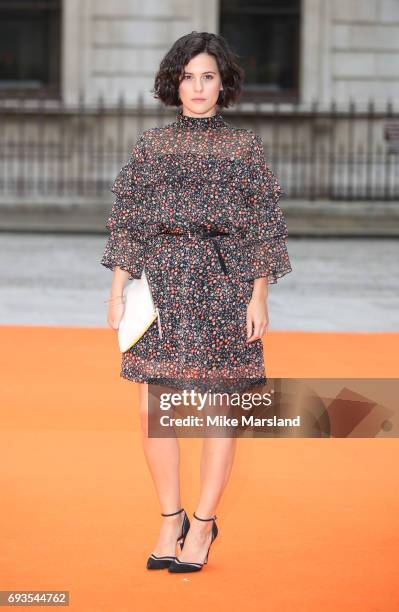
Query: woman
xmin=100 ymin=31 xmax=292 ymax=573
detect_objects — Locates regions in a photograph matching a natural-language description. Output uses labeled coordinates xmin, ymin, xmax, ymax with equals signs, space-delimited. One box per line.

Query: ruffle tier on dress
xmin=101 ymin=122 xmax=292 ymax=285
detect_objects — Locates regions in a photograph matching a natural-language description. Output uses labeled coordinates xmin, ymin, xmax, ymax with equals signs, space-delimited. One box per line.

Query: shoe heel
xmin=203 ymin=520 xmax=217 ymax=564
xmin=177 ymin=510 xmax=190 ymax=550
xmin=178 ymin=536 xmax=186 ymax=550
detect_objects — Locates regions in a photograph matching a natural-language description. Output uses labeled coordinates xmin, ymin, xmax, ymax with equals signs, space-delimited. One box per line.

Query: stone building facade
xmin=0 ymin=0 xmax=398 ymax=205
xmin=58 ymin=0 xmax=399 ymax=106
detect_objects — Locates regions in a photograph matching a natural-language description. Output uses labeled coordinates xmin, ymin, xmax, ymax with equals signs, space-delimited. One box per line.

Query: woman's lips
xmin=192 ymin=98 xmax=206 ymax=101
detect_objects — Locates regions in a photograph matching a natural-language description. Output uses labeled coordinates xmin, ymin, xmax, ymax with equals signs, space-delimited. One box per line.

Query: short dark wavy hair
xmin=152 ymin=31 xmax=244 ymax=108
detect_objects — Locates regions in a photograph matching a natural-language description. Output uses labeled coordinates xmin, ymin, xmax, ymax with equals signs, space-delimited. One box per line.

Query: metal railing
xmin=0 ymin=93 xmax=398 ymax=201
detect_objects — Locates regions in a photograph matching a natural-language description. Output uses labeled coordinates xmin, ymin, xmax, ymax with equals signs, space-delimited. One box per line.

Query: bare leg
xmin=176 ymin=418 xmax=238 ymax=563
xmin=138 ymin=382 xmax=183 ymax=556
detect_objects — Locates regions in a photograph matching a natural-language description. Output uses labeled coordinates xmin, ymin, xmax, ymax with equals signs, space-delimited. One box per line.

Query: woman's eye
xmin=183 ymin=74 xmax=214 ymax=80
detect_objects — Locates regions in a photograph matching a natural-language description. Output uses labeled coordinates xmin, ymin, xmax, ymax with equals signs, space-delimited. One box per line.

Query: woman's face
xmin=178 ymin=52 xmax=223 ymax=117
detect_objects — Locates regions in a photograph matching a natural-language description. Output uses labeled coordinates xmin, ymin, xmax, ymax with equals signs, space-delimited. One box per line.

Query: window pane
xmin=0 ymin=2 xmax=60 ymax=90
xmin=220 ymin=0 xmax=300 ymax=95
xmin=0 ymin=1 xmax=59 ymax=9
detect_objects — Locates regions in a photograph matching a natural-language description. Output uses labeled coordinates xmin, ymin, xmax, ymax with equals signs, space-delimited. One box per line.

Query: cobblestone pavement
xmin=0 ymin=233 xmax=398 ymax=331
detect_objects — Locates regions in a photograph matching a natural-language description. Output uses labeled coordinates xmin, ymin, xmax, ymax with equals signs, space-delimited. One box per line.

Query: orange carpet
xmin=0 ymin=325 xmax=398 ymax=612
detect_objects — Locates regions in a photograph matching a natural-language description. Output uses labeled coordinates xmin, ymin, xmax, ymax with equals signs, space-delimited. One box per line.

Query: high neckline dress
xmin=100 ymin=108 xmax=292 ymax=393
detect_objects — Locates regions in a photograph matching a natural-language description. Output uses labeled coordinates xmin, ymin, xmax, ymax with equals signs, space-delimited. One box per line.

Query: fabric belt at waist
xmin=161 ymin=229 xmax=230 ymax=274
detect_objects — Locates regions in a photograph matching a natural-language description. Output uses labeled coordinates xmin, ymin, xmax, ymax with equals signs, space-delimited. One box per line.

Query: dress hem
xmin=119 ymin=371 xmax=268 ymax=394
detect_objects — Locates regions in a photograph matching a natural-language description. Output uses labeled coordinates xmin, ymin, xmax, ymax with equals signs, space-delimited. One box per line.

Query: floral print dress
xmin=100 ymin=108 xmax=292 ymax=393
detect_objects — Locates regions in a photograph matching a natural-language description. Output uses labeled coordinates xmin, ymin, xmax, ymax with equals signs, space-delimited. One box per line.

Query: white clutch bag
xmin=118 ymin=268 xmax=162 ymax=352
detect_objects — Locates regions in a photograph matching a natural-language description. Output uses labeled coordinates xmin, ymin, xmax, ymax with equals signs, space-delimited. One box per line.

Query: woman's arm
xmin=106 ymin=266 xmax=130 ymax=330
xmin=243 ymin=133 xmax=292 ymax=284
xmin=252 ymin=276 xmax=268 ymax=301
xmin=246 ymin=277 xmax=269 ymax=343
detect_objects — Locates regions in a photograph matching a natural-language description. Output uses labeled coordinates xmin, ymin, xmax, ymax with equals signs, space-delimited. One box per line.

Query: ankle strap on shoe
xmin=161 ymin=508 xmax=184 ymax=517
xmin=193 ymin=511 xmax=217 ymax=521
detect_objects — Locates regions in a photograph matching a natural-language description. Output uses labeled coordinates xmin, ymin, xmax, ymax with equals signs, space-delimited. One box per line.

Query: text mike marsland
xmin=159 ymin=415 xmax=301 ymax=427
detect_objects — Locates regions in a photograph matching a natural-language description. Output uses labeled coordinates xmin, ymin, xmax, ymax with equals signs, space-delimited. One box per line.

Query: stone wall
xmin=62 ymin=0 xmax=398 ymax=106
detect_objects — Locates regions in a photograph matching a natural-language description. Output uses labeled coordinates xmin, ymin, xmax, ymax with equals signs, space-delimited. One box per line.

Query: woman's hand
xmin=107 ymin=300 xmax=125 ymax=330
xmin=246 ymin=276 xmax=269 ymax=343
xmin=106 ymin=267 xmax=130 ymax=330
xmin=246 ymin=296 xmax=269 ymax=343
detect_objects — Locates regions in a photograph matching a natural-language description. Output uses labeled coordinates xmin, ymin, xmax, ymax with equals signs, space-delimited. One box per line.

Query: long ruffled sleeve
xmin=100 ymin=134 xmax=148 ymax=281
xmin=244 ymin=133 xmax=292 ymax=283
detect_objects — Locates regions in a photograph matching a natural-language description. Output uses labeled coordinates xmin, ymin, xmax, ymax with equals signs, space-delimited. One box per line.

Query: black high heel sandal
xmin=146 ymin=507 xmax=190 ymax=570
xmin=167 ymin=511 xmax=218 ymax=573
